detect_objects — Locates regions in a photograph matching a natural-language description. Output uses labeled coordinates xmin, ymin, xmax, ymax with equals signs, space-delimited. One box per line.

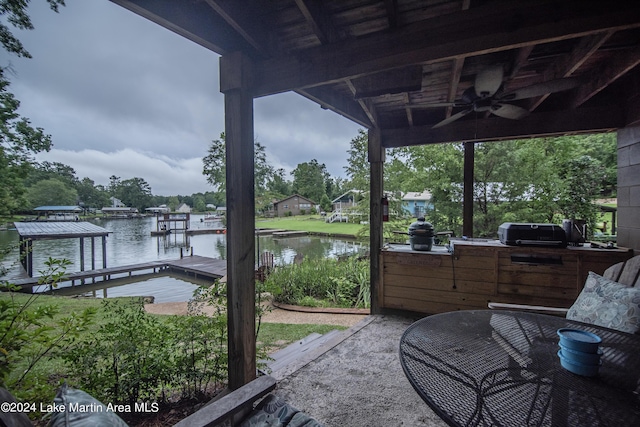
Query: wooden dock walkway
xmin=272 ymin=231 xmax=308 ymax=238
xmin=165 ymin=256 xmax=227 ymax=280
xmin=7 ymin=255 xmax=226 ymax=292
xmin=186 ymin=228 xmax=226 ymax=235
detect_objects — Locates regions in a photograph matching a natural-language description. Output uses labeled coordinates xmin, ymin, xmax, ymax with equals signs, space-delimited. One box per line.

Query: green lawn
xmin=256 ymin=215 xmax=364 ymax=237
xmin=1 ymin=292 xmax=343 ymax=383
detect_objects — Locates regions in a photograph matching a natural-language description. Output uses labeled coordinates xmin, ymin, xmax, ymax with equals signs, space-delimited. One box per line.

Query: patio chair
xmin=489 ymin=255 xmax=640 ymax=334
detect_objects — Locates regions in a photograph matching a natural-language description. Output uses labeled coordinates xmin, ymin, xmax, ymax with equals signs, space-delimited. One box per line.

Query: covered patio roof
xmin=109 ymin=0 xmax=640 ymax=391
xmin=111 ymin=0 xmax=640 ymax=139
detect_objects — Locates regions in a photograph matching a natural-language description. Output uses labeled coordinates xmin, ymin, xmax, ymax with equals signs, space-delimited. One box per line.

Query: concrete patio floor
xmin=271 ymin=314 xmax=449 ymax=427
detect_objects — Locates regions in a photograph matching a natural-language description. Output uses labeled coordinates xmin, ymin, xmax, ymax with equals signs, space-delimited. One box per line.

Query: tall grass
xmin=264 ymin=256 xmax=370 ymax=308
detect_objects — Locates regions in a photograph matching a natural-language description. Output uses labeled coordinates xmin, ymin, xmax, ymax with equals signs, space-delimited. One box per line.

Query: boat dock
xmin=186 ymin=228 xmax=226 ymax=235
xmin=255 ymin=228 xmax=287 ymax=235
xmin=272 ymin=231 xmax=309 ymax=238
xmin=7 ymin=255 xmax=227 ymax=293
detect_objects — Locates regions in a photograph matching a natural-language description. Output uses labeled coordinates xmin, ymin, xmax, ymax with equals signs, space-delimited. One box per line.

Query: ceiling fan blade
xmin=498 ymin=78 xmax=579 ymax=101
xmin=491 ymin=103 xmax=530 ymax=120
xmin=409 ymin=101 xmax=458 ymax=109
xmin=432 ymin=108 xmax=473 ymax=128
xmin=474 ymin=65 xmax=504 ymax=98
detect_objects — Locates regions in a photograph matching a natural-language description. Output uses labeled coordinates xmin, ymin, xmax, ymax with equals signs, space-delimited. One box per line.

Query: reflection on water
xmin=51 ymin=273 xmax=211 ymax=303
xmin=0 ymin=214 xmax=368 ymax=301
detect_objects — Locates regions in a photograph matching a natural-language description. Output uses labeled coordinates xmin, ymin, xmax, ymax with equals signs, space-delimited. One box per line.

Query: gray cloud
xmin=5 ymin=0 xmax=362 ymax=196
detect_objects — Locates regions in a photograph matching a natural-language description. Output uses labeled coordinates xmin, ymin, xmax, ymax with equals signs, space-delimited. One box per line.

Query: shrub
xmin=171 ymin=283 xmax=228 ymax=400
xmin=63 ymin=298 xmax=174 ymax=406
xmin=265 ymin=256 xmax=370 ymax=308
xmin=1 ymin=258 xmax=96 ymax=405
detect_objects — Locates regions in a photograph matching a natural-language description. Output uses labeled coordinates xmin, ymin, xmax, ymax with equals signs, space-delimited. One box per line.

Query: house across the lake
xmin=331 ymin=190 xmax=360 ymax=213
xmin=402 ymin=191 xmax=433 ymax=218
xmin=273 ymin=195 xmax=316 ymax=217
xmin=176 ymin=203 xmax=192 ymax=213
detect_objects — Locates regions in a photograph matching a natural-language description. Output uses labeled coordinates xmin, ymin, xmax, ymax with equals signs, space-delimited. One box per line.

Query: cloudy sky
xmin=2 ymin=0 xmax=363 ymax=196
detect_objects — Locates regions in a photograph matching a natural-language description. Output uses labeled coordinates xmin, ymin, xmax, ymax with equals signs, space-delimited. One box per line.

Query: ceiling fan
xmin=431 ymin=65 xmax=579 ymax=128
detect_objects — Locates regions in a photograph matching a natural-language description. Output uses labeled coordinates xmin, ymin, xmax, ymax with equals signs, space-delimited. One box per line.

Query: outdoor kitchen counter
xmin=380 ymin=240 xmax=633 ymax=315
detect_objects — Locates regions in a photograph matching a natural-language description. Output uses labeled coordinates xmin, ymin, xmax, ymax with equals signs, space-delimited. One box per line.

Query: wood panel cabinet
xmin=380 ymin=240 xmax=632 ymax=315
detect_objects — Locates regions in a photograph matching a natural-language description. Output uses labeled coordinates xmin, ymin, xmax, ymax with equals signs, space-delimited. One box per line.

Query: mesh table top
xmin=399 ymin=310 xmax=640 ymax=427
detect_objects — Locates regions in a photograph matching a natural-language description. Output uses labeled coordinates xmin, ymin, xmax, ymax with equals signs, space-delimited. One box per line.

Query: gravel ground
xmin=274 ymin=315 xmax=448 ymax=427
xmin=144 ymin=301 xmax=367 ymax=327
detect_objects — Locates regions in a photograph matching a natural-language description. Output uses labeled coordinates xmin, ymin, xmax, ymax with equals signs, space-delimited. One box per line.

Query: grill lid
xmin=408 ymin=217 xmax=435 ymax=236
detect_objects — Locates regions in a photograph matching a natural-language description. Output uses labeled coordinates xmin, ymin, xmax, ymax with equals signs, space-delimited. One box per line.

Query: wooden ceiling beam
xmin=297 ymin=87 xmax=372 ymax=128
xmin=351 ymin=66 xmax=423 ymax=99
xmin=254 ymin=0 xmax=640 ymax=97
xmin=525 ymin=32 xmax=613 ymax=111
xmin=381 ymin=105 xmax=623 ymax=147
xmin=508 ymin=46 xmax=535 ymax=80
xmin=444 ymin=1 xmax=470 ymax=119
xmin=203 ymin=0 xmax=274 ymax=57
xmin=384 ymin=0 xmax=398 ymax=29
xmin=403 ymin=93 xmax=414 ymax=127
xmin=294 ymin=0 xmax=339 ymax=44
xmin=109 ymin=0 xmax=254 ymax=55
xmin=345 ymin=80 xmax=378 ymax=127
xmin=445 ymin=58 xmax=465 ymax=118
xmin=567 ymin=45 xmax=640 ymax=109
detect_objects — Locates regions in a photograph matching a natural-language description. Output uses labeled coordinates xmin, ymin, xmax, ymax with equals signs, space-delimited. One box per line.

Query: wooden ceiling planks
xmin=112 ymin=0 xmax=640 ymax=139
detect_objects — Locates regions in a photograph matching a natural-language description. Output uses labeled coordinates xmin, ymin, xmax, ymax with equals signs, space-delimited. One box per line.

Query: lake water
xmin=0 ymin=215 xmax=368 ymax=301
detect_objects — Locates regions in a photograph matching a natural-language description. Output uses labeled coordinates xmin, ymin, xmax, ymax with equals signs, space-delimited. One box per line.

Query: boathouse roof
xmin=13 ymin=222 xmax=110 ymax=240
xmin=33 ymin=206 xmax=83 ymax=212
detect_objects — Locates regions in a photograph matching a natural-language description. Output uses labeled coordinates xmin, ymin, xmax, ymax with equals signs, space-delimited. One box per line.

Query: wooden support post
xmin=369 ymin=128 xmax=384 ymax=314
xmin=463 ymin=142 xmax=474 ymax=238
xmin=221 ymin=51 xmax=257 ymax=390
xmin=19 ymin=237 xmax=27 ymax=274
xmin=79 ymin=237 xmax=85 ymax=285
xmin=91 ymin=237 xmax=96 ymax=283
xmin=27 ymin=239 xmax=33 ymax=278
xmin=102 ymin=236 xmax=107 ymax=281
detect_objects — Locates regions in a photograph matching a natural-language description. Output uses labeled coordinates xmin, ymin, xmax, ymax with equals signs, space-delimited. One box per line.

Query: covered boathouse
xmin=13 ymin=222 xmax=110 ymax=278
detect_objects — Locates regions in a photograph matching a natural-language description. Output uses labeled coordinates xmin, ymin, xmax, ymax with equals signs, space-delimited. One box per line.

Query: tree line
xmin=202 ymin=133 xmax=347 ymax=215
xmin=343 ymin=130 xmax=616 ymax=238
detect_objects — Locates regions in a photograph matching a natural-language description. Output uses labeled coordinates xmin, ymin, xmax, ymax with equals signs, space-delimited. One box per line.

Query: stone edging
xmin=272 ymin=301 xmax=370 ymax=315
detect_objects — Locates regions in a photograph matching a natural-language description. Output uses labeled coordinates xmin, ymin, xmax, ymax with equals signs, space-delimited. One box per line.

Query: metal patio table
xmin=399 ymin=310 xmax=640 ymax=426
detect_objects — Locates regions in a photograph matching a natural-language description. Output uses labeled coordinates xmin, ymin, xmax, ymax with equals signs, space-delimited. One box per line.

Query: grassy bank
xmin=256 ymin=215 xmax=364 ymax=237
xmin=1 ymin=293 xmax=341 ymax=354
xmin=0 ymin=292 xmax=343 ymax=415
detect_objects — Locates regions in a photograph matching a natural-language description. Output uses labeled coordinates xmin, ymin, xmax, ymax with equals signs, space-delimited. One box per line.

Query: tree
xmin=557 ymin=155 xmax=604 ymax=236
xmin=291 ymin=159 xmax=328 ymax=203
xmin=202 ymin=134 xmax=226 ymax=191
xmin=202 ymin=133 xmax=275 ymax=196
xmin=267 ymin=168 xmax=291 ymax=196
xmin=76 ymin=177 xmax=110 ymax=210
xmin=1 ymin=0 xmax=65 ymax=59
xmin=23 ymin=161 xmax=79 ymax=188
xmin=167 ymin=196 xmax=180 ymax=212
xmin=0 ymin=1 xmax=66 ymax=215
xmin=115 ymin=177 xmax=153 ymax=211
xmin=108 ymin=175 xmax=121 ymax=196
xmin=0 ymin=72 xmax=52 ymax=215
xmin=344 ymin=129 xmax=369 ymax=193
xmin=193 ymin=195 xmax=206 ymax=212
xmin=25 ymin=178 xmax=77 ymax=208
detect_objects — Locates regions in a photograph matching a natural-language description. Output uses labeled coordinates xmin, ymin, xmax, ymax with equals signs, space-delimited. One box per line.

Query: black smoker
xmin=408 ymin=217 xmax=435 ymax=251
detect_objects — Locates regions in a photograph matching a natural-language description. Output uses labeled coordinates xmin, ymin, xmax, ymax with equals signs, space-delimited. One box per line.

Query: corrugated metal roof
xmin=33 ymin=206 xmax=82 ymax=212
xmin=13 ymin=222 xmax=110 ymax=239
